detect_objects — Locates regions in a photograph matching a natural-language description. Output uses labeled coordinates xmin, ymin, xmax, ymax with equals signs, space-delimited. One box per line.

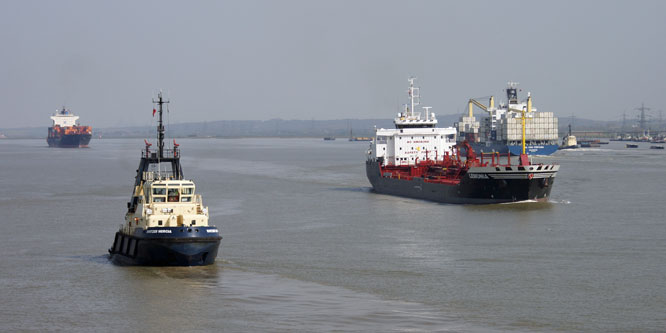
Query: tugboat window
xmin=168 ymin=188 xmax=180 ymax=202
xmin=153 ymin=188 xmax=166 ymax=195
xmin=181 ymin=196 xmax=192 ymax=202
xmin=153 ymin=197 xmax=165 ymax=203
xmin=182 ymin=187 xmax=194 ymax=195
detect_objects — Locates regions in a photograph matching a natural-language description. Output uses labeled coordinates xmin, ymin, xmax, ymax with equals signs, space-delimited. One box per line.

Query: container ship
xmin=455 ymin=83 xmax=558 ymax=155
xmin=47 ymin=107 xmax=92 ymax=148
xmin=366 ymin=78 xmax=559 ymax=204
xmin=108 ymin=92 xmax=221 ymax=266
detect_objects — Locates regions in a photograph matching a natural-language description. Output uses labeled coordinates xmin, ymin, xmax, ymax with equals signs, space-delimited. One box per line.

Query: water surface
xmin=1 ymin=138 xmax=664 ymax=331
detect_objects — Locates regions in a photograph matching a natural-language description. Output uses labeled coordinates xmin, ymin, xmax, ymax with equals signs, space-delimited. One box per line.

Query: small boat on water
xmin=323 ymin=137 xmax=336 ymax=141
xmin=350 ymin=136 xmax=372 ymax=141
xmin=578 ymin=139 xmax=603 ymax=148
xmin=559 ymin=124 xmax=578 ymax=149
xmin=650 ymin=145 xmax=664 ymax=150
xmin=108 ymin=92 xmax=221 ymax=266
xmin=626 ymin=144 xmax=639 ymax=148
xmin=579 ymin=142 xmax=601 ymax=148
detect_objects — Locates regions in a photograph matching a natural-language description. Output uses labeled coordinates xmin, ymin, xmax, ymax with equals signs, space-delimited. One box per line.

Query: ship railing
xmin=142 ymin=171 xmax=175 ymax=181
xmin=479 ymin=152 xmax=513 ymax=166
xmin=142 ymin=148 xmax=180 ymax=159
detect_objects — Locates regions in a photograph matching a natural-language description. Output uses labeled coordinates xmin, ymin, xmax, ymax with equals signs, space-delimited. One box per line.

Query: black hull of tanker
xmin=109 ymin=227 xmax=221 ymax=266
xmin=366 ymin=160 xmax=556 ymax=204
xmin=47 ymin=133 xmax=92 ymax=148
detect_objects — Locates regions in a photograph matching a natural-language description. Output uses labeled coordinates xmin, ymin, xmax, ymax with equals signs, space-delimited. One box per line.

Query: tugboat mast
xmin=153 ymin=92 xmax=169 ymax=159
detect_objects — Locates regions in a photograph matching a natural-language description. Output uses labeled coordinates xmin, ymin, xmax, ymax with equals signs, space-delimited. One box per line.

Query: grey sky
xmin=1 ymin=0 xmax=664 ymax=128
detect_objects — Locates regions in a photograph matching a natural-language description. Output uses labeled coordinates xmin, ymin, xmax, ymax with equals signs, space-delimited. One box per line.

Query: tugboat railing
xmin=142 ymin=148 xmax=180 ymax=159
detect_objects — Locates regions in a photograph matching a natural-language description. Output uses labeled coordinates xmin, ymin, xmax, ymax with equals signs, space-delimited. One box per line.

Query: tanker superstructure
xmin=108 ymin=92 xmax=221 ymax=266
xmin=47 ymin=107 xmax=92 ymax=148
xmin=456 ymin=83 xmax=559 ymax=155
xmin=366 ymin=78 xmax=559 ymax=204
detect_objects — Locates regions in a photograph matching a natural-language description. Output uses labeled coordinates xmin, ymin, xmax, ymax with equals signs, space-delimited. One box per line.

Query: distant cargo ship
xmin=455 ymin=83 xmax=559 ymax=155
xmin=47 ymin=107 xmax=92 ymax=148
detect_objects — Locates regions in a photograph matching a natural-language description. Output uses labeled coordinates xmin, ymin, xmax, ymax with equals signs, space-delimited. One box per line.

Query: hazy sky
xmin=2 ymin=0 xmax=665 ymax=128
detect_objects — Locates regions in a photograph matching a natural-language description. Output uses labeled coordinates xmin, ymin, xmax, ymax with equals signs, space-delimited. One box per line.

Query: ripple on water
xmin=208 ymin=269 xmax=497 ymax=332
xmin=114 ymin=266 xmax=496 ymax=332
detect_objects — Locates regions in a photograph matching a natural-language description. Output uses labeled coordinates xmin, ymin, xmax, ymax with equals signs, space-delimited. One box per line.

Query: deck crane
xmin=466 ymin=96 xmax=495 ymax=117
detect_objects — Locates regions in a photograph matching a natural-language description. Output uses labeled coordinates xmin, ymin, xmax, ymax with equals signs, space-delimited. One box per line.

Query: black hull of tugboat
xmin=366 ymin=160 xmax=555 ymax=204
xmin=109 ymin=227 xmax=221 ymax=266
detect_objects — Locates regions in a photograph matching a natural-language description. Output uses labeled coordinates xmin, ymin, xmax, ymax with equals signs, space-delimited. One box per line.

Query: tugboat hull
xmin=366 ymin=160 xmax=557 ymax=204
xmin=109 ymin=228 xmax=221 ymax=266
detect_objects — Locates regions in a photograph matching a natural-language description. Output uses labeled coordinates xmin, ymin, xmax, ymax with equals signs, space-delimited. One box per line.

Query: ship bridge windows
xmin=181 ymin=187 xmax=194 ymax=202
xmin=168 ymin=188 xmax=180 ymax=202
xmin=151 ymin=186 xmax=194 ymax=203
xmin=152 ymin=187 xmax=167 ymax=202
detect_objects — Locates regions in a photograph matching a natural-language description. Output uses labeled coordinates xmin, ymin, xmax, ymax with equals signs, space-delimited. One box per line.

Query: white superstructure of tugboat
xmin=109 ymin=93 xmax=221 ymax=265
xmin=366 ymin=78 xmax=560 ymax=204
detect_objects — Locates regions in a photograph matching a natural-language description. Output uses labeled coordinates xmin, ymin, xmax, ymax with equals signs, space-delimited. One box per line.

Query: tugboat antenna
xmin=152 ymin=91 xmax=170 ymax=159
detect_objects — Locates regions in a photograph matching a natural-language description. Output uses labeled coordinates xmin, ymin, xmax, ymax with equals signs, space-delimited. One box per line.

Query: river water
xmin=1 ymin=138 xmax=664 ymax=332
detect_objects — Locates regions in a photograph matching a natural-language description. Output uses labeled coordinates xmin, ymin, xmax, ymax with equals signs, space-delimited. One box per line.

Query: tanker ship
xmin=108 ymin=92 xmax=221 ymax=266
xmin=455 ymin=83 xmax=559 ymax=155
xmin=47 ymin=107 xmax=92 ymax=148
xmin=366 ymin=78 xmax=559 ymax=204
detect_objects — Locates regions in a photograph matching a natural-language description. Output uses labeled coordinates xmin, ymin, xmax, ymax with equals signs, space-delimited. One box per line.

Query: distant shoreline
xmin=0 ymin=116 xmax=651 ymax=139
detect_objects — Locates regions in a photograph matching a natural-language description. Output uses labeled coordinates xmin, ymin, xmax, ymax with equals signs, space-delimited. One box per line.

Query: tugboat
xmin=47 ymin=107 xmax=92 ymax=148
xmin=559 ymin=124 xmax=579 ymax=149
xmin=366 ymin=78 xmax=559 ymax=204
xmin=109 ymin=93 xmax=221 ymax=265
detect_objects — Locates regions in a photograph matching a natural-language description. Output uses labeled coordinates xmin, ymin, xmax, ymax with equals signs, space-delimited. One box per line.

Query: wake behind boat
xmin=108 ymin=92 xmax=221 ymax=266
